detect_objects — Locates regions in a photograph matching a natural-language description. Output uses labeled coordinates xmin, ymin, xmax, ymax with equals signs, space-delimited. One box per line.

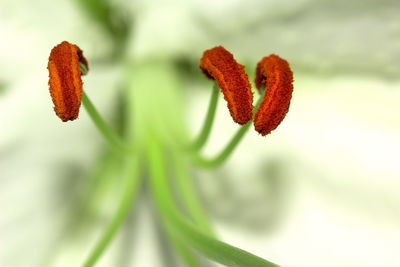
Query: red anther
xmin=199 ymin=46 xmax=253 ymax=125
xmin=48 ymin=41 xmax=88 ymax=121
xmin=254 ymin=54 xmax=293 ymax=135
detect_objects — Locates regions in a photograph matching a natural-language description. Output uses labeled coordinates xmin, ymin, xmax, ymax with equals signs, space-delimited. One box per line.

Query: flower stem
xmin=147 ymin=132 xmax=279 ymax=267
xmin=173 ymin=150 xmax=215 ymax=236
xmin=81 ymin=91 xmax=127 ymax=153
xmin=165 ymin=227 xmax=202 ymax=267
xmin=191 ymin=83 xmax=219 ymax=151
xmin=146 ymin=134 xmax=202 ymax=267
xmin=81 ymin=156 xmax=140 ymax=267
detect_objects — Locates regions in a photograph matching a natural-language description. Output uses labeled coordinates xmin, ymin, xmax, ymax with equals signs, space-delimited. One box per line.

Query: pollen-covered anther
xmin=254 ymin=54 xmax=293 ymax=136
xmin=199 ymin=46 xmax=253 ymax=125
xmin=47 ymin=41 xmax=89 ymax=122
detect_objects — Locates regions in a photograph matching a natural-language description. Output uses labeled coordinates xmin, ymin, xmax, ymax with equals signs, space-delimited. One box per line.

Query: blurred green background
xmin=1 ymin=0 xmax=399 ymax=266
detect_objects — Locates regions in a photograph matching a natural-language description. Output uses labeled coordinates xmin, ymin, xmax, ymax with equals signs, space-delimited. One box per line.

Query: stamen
xmin=199 ymin=46 xmax=253 ymax=125
xmin=254 ymin=54 xmax=293 ymax=135
xmin=47 ymin=41 xmax=89 ymax=121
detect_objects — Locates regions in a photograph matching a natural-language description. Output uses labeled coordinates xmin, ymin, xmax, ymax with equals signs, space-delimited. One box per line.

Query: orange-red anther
xmin=47 ymin=41 xmax=88 ymax=121
xmin=254 ymin=54 xmax=293 ymax=135
xmin=199 ymin=46 xmax=253 ymax=125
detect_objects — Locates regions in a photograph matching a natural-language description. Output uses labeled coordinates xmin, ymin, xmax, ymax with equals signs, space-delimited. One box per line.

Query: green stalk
xmin=165 ymin=228 xmax=202 ymax=267
xmin=147 ymin=132 xmax=279 ymax=267
xmin=173 ymin=150 xmax=215 ymax=236
xmin=147 ymin=134 xmax=202 ymax=267
xmin=191 ymin=83 xmax=219 ymax=151
xmin=192 ymin=96 xmax=263 ymax=168
xmin=82 ymin=91 xmax=127 ymax=153
xmin=81 ymin=156 xmax=140 ymax=267
xmin=192 ymin=122 xmax=252 ymax=168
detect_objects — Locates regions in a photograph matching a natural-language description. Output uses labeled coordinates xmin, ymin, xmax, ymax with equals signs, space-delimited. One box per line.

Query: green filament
xmin=147 ymin=132 xmax=279 ymax=267
xmin=192 ymin=96 xmax=263 ymax=168
xmin=172 ymin=150 xmax=215 ymax=236
xmin=193 ymin=121 xmax=252 ymax=168
xmin=191 ymin=83 xmax=219 ymax=151
xmin=81 ymin=91 xmax=127 ymax=153
xmin=81 ymin=156 xmax=140 ymax=267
